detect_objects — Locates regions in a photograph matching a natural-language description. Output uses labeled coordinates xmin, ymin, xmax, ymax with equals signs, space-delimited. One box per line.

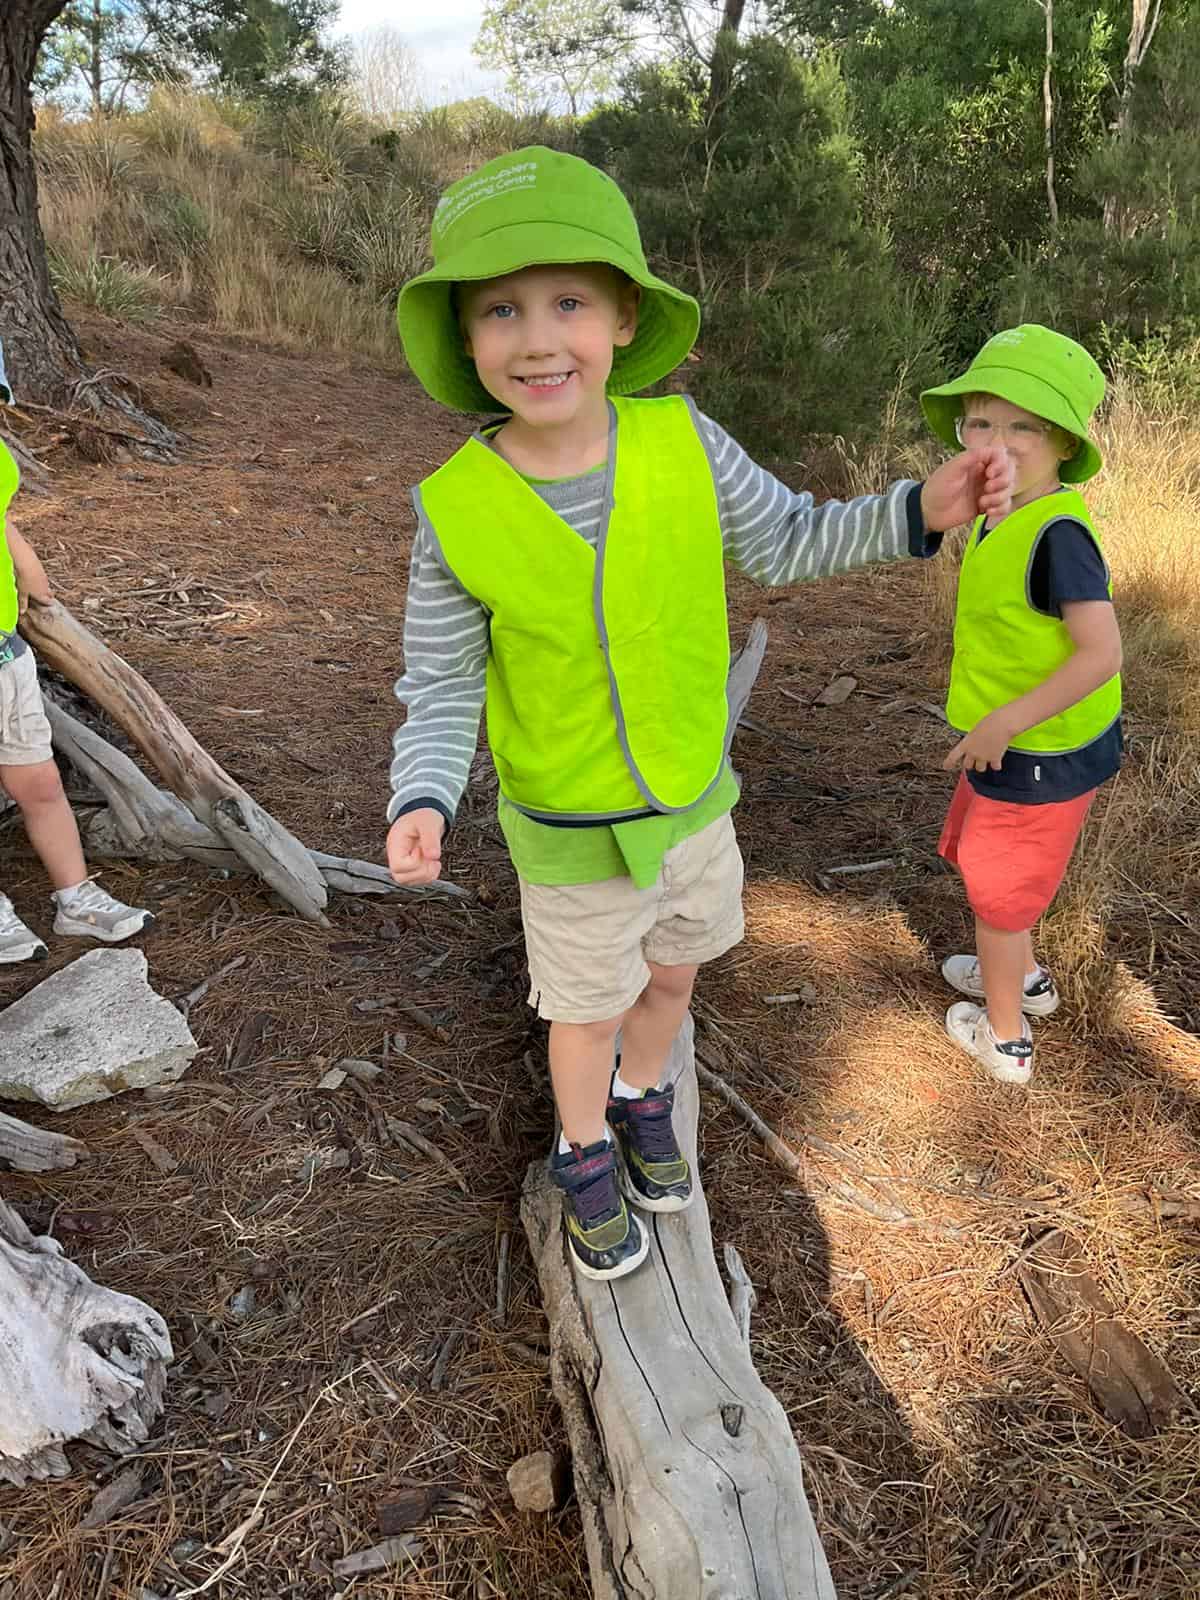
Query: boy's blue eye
xmin=559 ymin=297 xmax=581 ymax=312
xmin=488 ymin=304 xmax=515 ymax=319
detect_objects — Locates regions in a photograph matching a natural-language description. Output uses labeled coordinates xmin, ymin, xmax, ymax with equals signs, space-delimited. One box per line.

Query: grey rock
xmin=0 ymin=950 xmax=197 ymax=1111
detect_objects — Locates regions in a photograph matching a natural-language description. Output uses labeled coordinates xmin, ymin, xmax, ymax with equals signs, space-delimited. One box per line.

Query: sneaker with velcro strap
xmin=549 ymin=1137 xmax=649 ymax=1281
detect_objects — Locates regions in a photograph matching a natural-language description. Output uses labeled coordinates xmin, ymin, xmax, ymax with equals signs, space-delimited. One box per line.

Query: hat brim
xmin=921 ymin=365 xmax=1101 ymax=483
xmin=397 ymin=220 xmax=699 ymax=413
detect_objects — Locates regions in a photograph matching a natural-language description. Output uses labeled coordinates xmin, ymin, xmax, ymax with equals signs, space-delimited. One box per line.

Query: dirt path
xmin=2 ymin=320 xmax=1198 ymax=1600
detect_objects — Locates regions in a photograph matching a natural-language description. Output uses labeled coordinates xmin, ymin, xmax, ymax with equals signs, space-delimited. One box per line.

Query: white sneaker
xmin=52 ymin=880 xmax=154 ymax=944
xmin=0 ymin=894 xmax=49 ymax=963
xmin=946 ymin=1002 xmax=1034 ymax=1085
xmin=941 ymin=954 xmax=1060 ymax=1017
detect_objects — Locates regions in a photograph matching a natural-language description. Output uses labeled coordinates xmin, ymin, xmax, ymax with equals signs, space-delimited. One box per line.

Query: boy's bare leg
xmin=1023 ymin=930 xmax=1038 ymax=978
xmin=976 ymin=917 xmax=1028 ymax=1040
xmin=550 ymin=1015 xmax=623 ymax=1147
xmin=0 ymin=760 xmax=86 ymax=889
xmin=618 ymin=961 xmax=698 ymax=1090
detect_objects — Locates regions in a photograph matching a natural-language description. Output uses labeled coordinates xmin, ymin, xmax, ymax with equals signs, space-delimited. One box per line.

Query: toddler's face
xmin=457 ymin=264 xmax=638 ymax=428
xmin=957 ymin=394 xmax=1076 ymax=507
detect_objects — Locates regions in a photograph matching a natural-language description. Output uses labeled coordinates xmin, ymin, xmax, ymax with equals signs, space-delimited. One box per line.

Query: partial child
xmin=386 ymin=148 xmax=1014 ymax=1280
xmin=0 ymin=353 xmax=153 ymax=961
xmin=921 ymin=326 xmax=1122 ymax=1084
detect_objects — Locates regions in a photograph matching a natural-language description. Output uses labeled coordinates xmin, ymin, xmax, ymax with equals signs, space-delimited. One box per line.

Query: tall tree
xmin=38 ymin=1 xmax=178 ymax=114
xmin=0 ymin=1 xmax=175 ymax=443
xmin=348 ymin=24 xmax=422 ymax=122
xmin=473 ymin=0 xmax=634 ymax=115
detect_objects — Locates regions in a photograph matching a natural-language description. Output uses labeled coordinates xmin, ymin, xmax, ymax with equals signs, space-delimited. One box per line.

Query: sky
xmin=337 ymin=0 xmax=502 ymax=105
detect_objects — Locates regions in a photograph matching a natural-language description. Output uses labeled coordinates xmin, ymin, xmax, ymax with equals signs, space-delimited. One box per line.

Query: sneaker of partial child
xmin=549 ymin=1066 xmax=693 ymax=1282
xmin=0 ymin=880 xmax=154 ymax=964
xmin=942 ymin=953 xmax=1059 ymax=1086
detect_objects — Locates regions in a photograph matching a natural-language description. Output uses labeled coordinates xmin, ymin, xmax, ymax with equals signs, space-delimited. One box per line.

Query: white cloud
xmin=337 ymin=0 xmax=503 ymax=104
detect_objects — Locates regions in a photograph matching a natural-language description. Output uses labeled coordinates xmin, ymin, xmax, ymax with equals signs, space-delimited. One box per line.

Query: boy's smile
xmin=459 ymin=264 xmax=639 ymax=465
xmin=957 ymin=394 xmax=1076 ymax=510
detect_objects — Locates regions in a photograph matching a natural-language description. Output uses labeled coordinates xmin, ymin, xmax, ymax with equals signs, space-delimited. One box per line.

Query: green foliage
xmin=583 ymin=38 xmax=948 ymax=453
xmin=47 ymin=251 xmax=167 ymax=321
xmin=474 ymin=0 xmax=637 ymax=114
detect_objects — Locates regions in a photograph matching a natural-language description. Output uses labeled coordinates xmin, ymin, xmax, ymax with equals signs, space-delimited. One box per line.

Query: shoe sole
xmin=568 ymin=1224 xmax=650 ymax=1282
xmin=53 ymin=912 xmax=155 ymax=944
xmin=942 ymin=964 xmax=1060 ymax=1017
xmin=618 ymin=1170 xmax=694 ymax=1214
xmin=0 ymin=940 xmax=49 ymax=964
xmin=609 ymin=1124 xmax=695 ymax=1214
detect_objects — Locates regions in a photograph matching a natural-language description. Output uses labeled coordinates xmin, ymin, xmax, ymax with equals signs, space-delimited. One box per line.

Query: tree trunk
xmin=0 ymin=2 xmax=177 ymax=452
xmin=1103 ymin=0 xmax=1165 ymax=236
xmin=88 ymin=0 xmax=104 ymax=117
xmin=705 ymin=0 xmax=747 ymax=125
xmin=1040 ymin=0 xmax=1059 ymax=229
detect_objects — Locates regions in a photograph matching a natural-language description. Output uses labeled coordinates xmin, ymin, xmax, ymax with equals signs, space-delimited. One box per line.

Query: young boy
xmin=385 ymin=147 xmax=1013 ymax=1281
xmin=0 ymin=352 xmax=153 ymax=962
xmin=921 ymin=326 xmax=1123 ymax=1085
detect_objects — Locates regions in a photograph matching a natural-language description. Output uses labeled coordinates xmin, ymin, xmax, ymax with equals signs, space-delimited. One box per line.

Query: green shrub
xmin=48 ymin=252 xmax=168 ymax=322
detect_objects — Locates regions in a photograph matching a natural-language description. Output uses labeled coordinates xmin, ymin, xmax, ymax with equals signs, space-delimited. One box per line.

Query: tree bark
xmin=0 ymin=2 xmax=177 ymax=452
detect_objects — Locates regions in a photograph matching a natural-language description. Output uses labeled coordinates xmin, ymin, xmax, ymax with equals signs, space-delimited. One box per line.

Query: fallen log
xmin=0 ymin=1111 xmax=88 ymax=1173
xmin=0 ymin=1194 xmax=172 ymax=1486
xmin=20 ymin=600 xmax=330 ymax=923
xmin=520 ymin=1014 xmax=836 ymax=1600
xmin=41 ymin=692 xmax=468 ymax=901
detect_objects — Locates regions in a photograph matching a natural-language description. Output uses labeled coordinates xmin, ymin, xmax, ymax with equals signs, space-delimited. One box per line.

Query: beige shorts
xmin=0 ymin=650 xmax=53 ymax=767
xmin=520 ymin=813 xmax=745 ymax=1023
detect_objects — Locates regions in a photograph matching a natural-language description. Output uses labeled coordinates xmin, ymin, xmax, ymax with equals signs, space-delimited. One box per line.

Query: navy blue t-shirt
xmin=965 ymin=510 xmax=1122 ymax=803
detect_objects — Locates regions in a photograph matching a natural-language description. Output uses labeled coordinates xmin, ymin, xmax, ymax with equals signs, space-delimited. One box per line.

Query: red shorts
xmin=938 ymin=774 xmax=1095 ymax=932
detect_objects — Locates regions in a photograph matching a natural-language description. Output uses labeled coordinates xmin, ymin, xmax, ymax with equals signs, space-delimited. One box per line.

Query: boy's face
xmin=957 ymin=394 xmax=1076 ymax=508
xmin=458 ymin=264 xmax=639 ymax=429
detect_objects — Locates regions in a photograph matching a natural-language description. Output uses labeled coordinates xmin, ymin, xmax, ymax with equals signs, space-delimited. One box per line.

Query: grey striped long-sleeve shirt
xmin=388 ymin=407 xmax=924 ymax=823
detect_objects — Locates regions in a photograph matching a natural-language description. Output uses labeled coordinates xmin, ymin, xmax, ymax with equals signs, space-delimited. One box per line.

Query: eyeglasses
xmin=955 ymin=415 xmax=1055 ymax=447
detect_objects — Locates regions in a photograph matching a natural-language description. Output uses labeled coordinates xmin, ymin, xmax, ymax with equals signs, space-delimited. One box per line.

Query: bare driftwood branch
xmin=0 ymin=1197 xmax=172 ymax=1486
xmin=0 ymin=1112 xmax=88 ymax=1173
xmin=20 ymin=601 xmax=329 ymax=923
xmin=42 ymin=692 xmax=467 ymax=903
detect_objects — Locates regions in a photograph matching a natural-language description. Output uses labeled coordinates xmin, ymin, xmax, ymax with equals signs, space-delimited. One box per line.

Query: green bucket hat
xmin=396 ymin=146 xmax=699 ymax=413
xmin=921 ymin=324 xmax=1105 ymax=483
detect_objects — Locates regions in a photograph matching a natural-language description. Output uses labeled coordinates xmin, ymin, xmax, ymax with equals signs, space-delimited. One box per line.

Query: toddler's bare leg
xmin=976 ymin=917 xmax=1028 ymax=1040
xmin=550 ymin=1014 xmax=623 ymax=1147
xmin=619 ymin=961 xmax=697 ymax=1090
xmin=1 ymin=759 xmax=86 ymax=889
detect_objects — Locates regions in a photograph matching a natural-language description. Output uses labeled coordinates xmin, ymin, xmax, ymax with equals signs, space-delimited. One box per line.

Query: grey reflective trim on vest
xmin=590 ymin=401 xmax=729 ymax=817
xmin=1006 ymin=711 xmax=1122 ymax=758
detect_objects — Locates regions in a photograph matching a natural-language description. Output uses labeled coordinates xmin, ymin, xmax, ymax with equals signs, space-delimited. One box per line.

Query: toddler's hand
xmin=943 ymin=711 xmax=1015 ymax=774
xmin=920 ymin=445 xmax=1014 ymax=531
xmin=386 ymin=808 xmax=446 ymax=885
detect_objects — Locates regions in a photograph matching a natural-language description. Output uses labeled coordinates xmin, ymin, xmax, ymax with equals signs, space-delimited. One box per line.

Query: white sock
xmin=986 ymin=1017 xmax=1030 ymax=1047
xmin=557 ymin=1131 xmax=611 ymax=1156
xmin=611 ymin=1068 xmax=651 ymax=1100
xmin=54 ymin=881 xmax=88 ymax=905
xmin=1023 ymin=967 xmax=1043 ymax=989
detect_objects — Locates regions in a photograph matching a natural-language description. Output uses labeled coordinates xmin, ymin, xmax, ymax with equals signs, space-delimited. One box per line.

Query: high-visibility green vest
xmin=419 ymin=395 xmax=731 ymax=820
xmin=0 ymin=442 xmax=19 ymax=634
xmin=947 ymin=491 xmax=1121 ymax=753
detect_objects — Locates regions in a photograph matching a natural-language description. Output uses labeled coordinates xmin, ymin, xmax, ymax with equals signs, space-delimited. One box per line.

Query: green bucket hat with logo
xmin=396 ymin=146 xmax=699 ymax=413
xmin=921 ymin=324 xmax=1105 ymax=483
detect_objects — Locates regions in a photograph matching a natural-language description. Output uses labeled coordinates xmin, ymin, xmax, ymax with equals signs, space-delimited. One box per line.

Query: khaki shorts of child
xmin=0 ymin=651 xmax=54 ymax=766
xmin=519 ymin=813 xmax=745 ymax=1024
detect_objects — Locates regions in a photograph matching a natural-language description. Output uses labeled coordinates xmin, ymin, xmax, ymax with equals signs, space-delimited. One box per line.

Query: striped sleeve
xmin=694 ymin=409 xmax=918 ymax=585
xmin=386 ymin=513 xmax=488 ymax=824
